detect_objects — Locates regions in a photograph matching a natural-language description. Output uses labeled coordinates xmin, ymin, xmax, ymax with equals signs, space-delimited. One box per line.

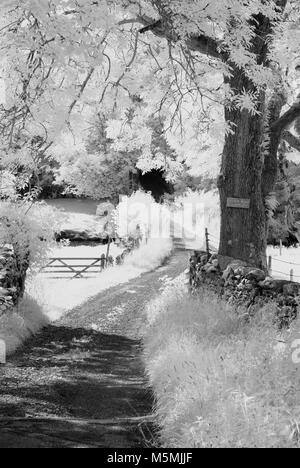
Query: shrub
xmin=0 ymin=200 xmax=59 ymax=276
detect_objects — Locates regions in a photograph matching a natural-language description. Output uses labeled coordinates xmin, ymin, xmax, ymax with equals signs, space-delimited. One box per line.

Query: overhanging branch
xmin=272 ymin=102 xmax=300 ymax=133
xmin=68 ymin=67 xmax=95 ymax=118
xmin=138 ymin=18 xmax=220 ymax=59
xmin=185 ymin=35 xmax=221 ymax=59
xmin=282 ymin=130 xmax=300 ymax=152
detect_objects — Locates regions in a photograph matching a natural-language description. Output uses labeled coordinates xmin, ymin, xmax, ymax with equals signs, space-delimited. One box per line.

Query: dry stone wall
xmin=0 ymin=245 xmax=27 ymax=316
xmin=189 ymin=250 xmax=300 ymax=327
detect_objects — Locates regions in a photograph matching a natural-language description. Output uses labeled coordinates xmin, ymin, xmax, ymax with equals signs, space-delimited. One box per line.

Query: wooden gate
xmin=41 ymin=257 xmax=106 ymax=278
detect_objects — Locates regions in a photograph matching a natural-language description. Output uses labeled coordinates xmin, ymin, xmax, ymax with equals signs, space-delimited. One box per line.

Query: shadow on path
xmin=0 ymin=252 xmax=188 ymax=448
xmin=0 ymin=326 xmax=154 ymax=448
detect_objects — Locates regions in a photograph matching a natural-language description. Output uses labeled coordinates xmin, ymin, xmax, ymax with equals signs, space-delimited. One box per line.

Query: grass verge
xmin=143 ymin=276 xmax=300 ymax=448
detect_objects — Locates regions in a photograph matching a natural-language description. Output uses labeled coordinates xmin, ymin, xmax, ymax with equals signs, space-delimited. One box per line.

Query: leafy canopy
xmin=0 ymin=0 xmax=300 ymax=178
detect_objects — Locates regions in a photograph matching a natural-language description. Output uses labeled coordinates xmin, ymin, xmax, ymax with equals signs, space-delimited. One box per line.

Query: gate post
xmin=205 ymin=228 xmax=210 ymax=257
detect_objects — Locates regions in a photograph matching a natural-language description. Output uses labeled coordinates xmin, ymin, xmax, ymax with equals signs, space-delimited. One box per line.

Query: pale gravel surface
xmin=0 ymin=251 xmax=188 ymax=448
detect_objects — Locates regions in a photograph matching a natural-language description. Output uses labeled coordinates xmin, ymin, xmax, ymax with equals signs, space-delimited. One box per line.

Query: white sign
xmin=227 ymin=197 xmax=250 ymax=209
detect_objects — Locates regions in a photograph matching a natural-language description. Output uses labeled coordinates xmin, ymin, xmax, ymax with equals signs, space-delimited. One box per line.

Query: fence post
xmin=100 ymin=254 xmax=106 ymax=270
xmin=290 ymin=269 xmax=294 ymax=282
xmin=205 ymin=227 xmax=210 ymax=257
xmin=105 ymin=236 xmax=111 ymax=266
xmin=268 ymin=255 xmax=272 ymax=275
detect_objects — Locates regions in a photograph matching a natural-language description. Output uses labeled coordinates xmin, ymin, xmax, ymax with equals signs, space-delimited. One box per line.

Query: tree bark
xmin=218 ymin=82 xmax=268 ymax=268
xmin=218 ymin=83 xmax=288 ymax=268
xmin=217 ymin=9 xmax=287 ymax=269
xmin=217 ymin=68 xmax=298 ymax=268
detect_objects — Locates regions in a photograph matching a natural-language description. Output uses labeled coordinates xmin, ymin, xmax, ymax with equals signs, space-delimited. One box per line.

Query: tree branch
xmin=68 ymin=67 xmax=95 ymax=117
xmin=282 ymin=130 xmax=300 ymax=152
xmin=139 ymin=20 xmax=162 ymax=34
xmin=185 ymin=35 xmax=221 ymax=59
xmin=119 ymin=13 xmax=220 ymax=59
xmin=138 ymin=18 xmax=220 ymax=59
xmin=118 ymin=15 xmax=157 ymax=28
xmin=272 ymin=102 xmax=300 ymax=133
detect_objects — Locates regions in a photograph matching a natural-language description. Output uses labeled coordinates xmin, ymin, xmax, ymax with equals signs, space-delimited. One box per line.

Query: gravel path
xmin=0 ymin=251 xmax=188 ymax=448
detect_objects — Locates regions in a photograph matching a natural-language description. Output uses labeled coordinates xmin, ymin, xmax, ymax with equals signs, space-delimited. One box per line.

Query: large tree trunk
xmin=216 ymin=6 xmax=289 ymax=269
xmin=218 ymin=68 xmax=283 ymax=268
xmin=218 ymin=104 xmax=268 ymax=268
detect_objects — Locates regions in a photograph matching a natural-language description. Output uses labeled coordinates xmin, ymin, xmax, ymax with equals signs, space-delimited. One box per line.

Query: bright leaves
xmin=0 ymin=0 xmax=300 ymax=182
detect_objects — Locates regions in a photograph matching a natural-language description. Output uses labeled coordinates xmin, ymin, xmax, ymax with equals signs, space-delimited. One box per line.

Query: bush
xmin=144 ymin=277 xmax=300 ymax=448
xmin=56 ymin=149 xmax=137 ymax=202
xmin=0 ymin=200 xmax=59 ymax=275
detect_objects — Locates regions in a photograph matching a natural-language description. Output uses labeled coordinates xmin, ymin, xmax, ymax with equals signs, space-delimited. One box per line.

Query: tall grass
xmin=0 ymin=294 xmax=49 ymax=355
xmin=143 ymin=277 xmax=300 ymax=448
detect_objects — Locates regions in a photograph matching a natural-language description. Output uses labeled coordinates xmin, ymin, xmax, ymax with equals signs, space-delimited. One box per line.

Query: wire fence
xmin=205 ymin=229 xmax=300 ymax=282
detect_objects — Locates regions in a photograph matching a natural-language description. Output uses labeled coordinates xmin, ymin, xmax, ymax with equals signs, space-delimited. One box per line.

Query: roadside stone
xmin=189 ymin=251 xmax=300 ymax=327
xmin=258 ymin=277 xmax=275 ymax=289
xmin=233 ymin=266 xmax=245 ymax=276
xmin=245 ymin=268 xmax=266 ymax=282
xmin=218 ymin=255 xmax=247 ymax=271
xmin=206 ymin=265 xmax=217 ymax=273
xmin=222 ymin=265 xmax=234 ymax=281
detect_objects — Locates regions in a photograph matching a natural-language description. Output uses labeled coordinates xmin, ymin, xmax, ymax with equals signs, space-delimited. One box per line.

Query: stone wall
xmin=0 ymin=245 xmax=27 ymax=316
xmin=189 ymin=250 xmax=300 ymax=327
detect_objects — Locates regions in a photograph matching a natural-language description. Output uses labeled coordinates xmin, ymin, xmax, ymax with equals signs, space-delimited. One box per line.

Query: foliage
xmin=0 ymin=135 xmax=59 ymax=198
xmin=268 ymin=217 xmax=289 ymax=244
xmin=1 ymin=1 xmax=299 ymax=179
xmin=0 ymin=170 xmax=17 ymax=198
xmin=265 ymin=192 xmax=280 ymax=220
xmin=56 ymin=148 xmax=138 ymax=202
xmin=1 ymin=1 xmax=300 ymax=265
xmin=0 ymin=200 xmax=59 ymax=272
xmin=55 ymin=111 xmax=181 ymax=201
xmin=267 ymin=150 xmax=300 ymax=244
xmin=287 ymin=162 xmax=300 ymax=223
xmin=169 ymin=172 xmax=216 ymax=199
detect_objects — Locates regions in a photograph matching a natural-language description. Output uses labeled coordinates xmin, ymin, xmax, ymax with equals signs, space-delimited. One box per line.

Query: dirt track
xmin=0 ymin=251 xmax=188 ymax=448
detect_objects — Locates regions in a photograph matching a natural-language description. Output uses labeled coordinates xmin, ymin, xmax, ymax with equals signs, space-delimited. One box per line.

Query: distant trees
xmin=56 ymin=111 xmax=180 ymax=201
